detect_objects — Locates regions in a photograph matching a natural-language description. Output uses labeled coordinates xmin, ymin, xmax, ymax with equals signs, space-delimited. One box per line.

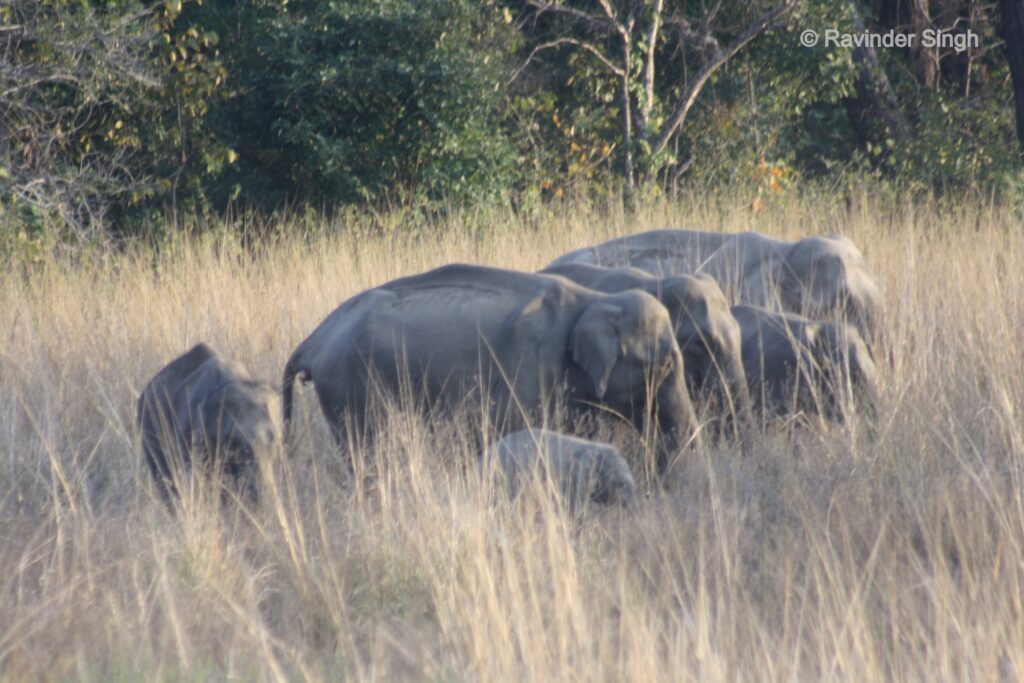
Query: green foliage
xmin=0 ymin=0 xmax=234 ymax=240
xmin=2 ymin=0 xmax=1022 ymax=247
xmin=1 ymin=0 xmax=517 ymax=243
xmin=677 ymin=1 xmax=864 ymax=192
xmin=509 ymin=0 xmax=801 ymax=195
xmin=207 ymin=0 xmax=516 ymax=209
xmin=679 ymin=0 xmax=1023 ymax=199
xmin=508 ymin=52 xmax=622 ymax=200
xmin=147 ymin=0 xmax=233 ymax=209
xmin=881 ymin=89 xmax=1023 ymax=194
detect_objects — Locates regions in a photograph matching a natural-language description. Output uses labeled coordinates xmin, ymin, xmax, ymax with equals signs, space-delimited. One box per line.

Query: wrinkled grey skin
xmin=732 ymin=305 xmax=878 ymax=424
xmin=540 ymin=263 xmax=753 ymax=442
xmin=548 ymin=229 xmax=882 ymax=345
xmin=137 ymin=343 xmax=282 ymax=503
xmin=482 ymin=428 xmax=637 ymax=511
xmin=283 ymin=264 xmax=699 ymax=471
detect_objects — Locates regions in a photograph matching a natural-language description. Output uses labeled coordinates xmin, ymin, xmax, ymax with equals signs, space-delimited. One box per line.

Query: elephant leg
xmin=334 ymin=407 xmax=372 ymax=476
xmin=144 ymin=431 xmax=197 ymax=506
xmin=143 ymin=444 xmax=176 ymax=502
xmin=721 ymin=383 xmax=758 ymax=456
xmin=485 ymin=361 xmax=549 ymax=435
xmin=312 ymin=380 xmax=370 ymax=474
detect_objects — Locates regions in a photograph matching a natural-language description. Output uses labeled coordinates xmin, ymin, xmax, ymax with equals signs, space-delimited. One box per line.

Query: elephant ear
xmin=571 ymin=303 xmax=623 ymax=400
xmin=192 ymin=369 xmax=239 ymax=454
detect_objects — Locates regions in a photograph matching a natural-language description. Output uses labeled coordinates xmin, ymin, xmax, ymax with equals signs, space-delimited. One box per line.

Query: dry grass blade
xmin=1 ymin=194 xmax=1023 ymax=680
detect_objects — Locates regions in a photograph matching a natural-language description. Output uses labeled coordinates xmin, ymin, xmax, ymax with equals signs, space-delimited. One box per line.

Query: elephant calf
xmin=137 ymin=343 xmax=282 ymax=502
xmin=482 ymin=429 xmax=637 ymax=511
xmin=541 ymin=262 xmax=753 ymax=439
xmin=733 ymin=305 xmax=878 ymax=425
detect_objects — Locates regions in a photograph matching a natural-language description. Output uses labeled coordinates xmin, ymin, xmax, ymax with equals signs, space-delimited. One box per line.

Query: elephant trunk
xmin=850 ymin=343 xmax=880 ymax=429
xmin=699 ymin=314 xmax=756 ymax=451
xmin=653 ymin=367 xmax=702 ymax=474
xmin=722 ymin=352 xmax=757 ymax=452
xmin=842 ymin=296 xmax=878 ymax=353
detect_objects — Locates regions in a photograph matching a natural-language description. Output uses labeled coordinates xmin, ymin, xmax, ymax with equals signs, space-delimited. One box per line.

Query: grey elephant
xmin=547 ymin=229 xmax=881 ymax=344
xmin=481 ymin=428 xmax=637 ymax=511
xmin=283 ymin=264 xmax=699 ymax=472
xmin=732 ymin=305 xmax=878 ymax=424
xmin=540 ymin=262 xmax=753 ymax=442
xmin=549 ymin=229 xmax=729 ymax=274
xmin=137 ymin=343 xmax=282 ymax=502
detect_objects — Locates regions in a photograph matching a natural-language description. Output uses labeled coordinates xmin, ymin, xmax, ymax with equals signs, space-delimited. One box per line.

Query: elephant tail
xmin=281 ymin=351 xmax=309 ymax=442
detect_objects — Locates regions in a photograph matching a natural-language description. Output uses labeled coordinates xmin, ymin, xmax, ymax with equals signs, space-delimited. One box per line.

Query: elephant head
xmin=781 ymin=236 xmax=881 ymax=344
xmin=702 ymin=233 xmax=881 ymax=346
xmin=588 ymin=448 xmax=638 ymax=508
xmin=657 ymin=274 xmax=753 ymax=442
xmin=194 ymin=380 xmax=282 ymax=487
xmin=658 ymin=274 xmax=743 ymax=388
xmin=139 ymin=344 xmax=282 ymax=503
xmin=569 ymin=290 xmax=697 ymax=467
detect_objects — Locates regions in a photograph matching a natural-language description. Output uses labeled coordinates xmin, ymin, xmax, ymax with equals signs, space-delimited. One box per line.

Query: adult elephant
xmin=548 ymin=229 xmax=730 ymax=275
xmin=732 ymin=305 xmax=878 ymax=425
xmin=548 ymin=229 xmax=881 ymax=344
xmin=540 ymin=262 xmax=753 ymax=444
xmin=283 ymin=264 xmax=699 ymax=471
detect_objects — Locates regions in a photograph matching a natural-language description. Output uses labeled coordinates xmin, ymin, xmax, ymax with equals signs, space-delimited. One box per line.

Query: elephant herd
xmin=137 ymin=229 xmax=882 ymax=509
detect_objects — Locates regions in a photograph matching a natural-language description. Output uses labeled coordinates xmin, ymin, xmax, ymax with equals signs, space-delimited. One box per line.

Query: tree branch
xmin=524 ymin=0 xmax=616 ymax=34
xmin=638 ymin=0 xmax=664 ymax=134
xmin=663 ymin=16 xmax=722 ymax=53
xmin=651 ymin=1 xmax=794 ymax=157
xmin=508 ymin=36 xmax=625 ymax=85
xmin=595 ymin=0 xmax=629 ymax=40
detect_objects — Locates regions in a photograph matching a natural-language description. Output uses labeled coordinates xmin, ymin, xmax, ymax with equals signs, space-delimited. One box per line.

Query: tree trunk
xmin=843 ymin=5 xmax=912 ymax=146
xmin=1000 ymin=0 xmax=1024 ymax=151
xmin=910 ymin=0 xmax=937 ymax=88
xmin=620 ymin=74 xmax=634 ymax=195
xmin=620 ymin=34 xmax=635 ymax=195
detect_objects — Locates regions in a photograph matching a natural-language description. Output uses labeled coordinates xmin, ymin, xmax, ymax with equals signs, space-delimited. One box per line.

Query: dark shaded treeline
xmin=1 ymin=0 xmax=1020 ymax=242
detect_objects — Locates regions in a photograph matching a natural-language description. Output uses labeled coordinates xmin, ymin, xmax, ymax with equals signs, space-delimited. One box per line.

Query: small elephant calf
xmin=137 ymin=343 xmax=282 ymax=503
xmin=482 ymin=429 xmax=637 ymax=511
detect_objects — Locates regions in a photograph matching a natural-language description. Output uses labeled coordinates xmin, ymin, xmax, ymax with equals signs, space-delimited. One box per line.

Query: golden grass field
xmin=2 ymin=192 xmax=1024 ymax=681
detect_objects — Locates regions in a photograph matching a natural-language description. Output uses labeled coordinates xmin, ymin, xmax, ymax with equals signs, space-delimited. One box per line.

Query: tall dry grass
xmin=1 ymin=192 xmax=1024 ymax=681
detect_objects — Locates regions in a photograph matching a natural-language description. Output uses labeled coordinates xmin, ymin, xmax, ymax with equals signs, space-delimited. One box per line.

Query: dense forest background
xmin=1 ymin=0 xmax=1021 ymax=248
